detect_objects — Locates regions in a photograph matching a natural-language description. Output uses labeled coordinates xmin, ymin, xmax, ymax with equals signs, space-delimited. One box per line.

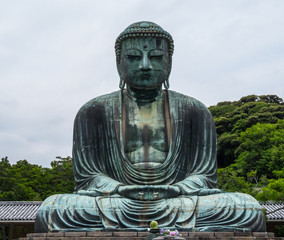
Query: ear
xmin=168 ymin=60 xmax=172 ymax=75
xmin=116 ymin=59 xmax=122 ymax=79
xmin=163 ymin=60 xmax=172 ymax=89
xmin=166 ymin=60 xmax=172 ymax=79
xmin=116 ymin=59 xmax=126 ymax=89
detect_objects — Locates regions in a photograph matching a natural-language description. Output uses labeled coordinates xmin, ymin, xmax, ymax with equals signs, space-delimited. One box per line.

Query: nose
xmin=139 ymin=54 xmax=152 ymax=71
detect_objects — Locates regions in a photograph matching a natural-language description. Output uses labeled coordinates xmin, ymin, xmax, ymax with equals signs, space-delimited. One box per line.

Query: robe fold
xmin=35 ymin=90 xmax=266 ymax=232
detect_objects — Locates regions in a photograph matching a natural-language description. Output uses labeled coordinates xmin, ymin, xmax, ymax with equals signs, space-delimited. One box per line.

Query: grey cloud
xmin=0 ymin=0 xmax=283 ymax=166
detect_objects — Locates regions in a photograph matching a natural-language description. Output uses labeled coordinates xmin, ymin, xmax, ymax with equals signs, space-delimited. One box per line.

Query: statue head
xmin=115 ymin=21 xmax=174 ymax=90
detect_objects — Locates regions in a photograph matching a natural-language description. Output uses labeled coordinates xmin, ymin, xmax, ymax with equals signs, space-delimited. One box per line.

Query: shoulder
xmin=167 ymin=90 xmax=208 ymax=111
xmin=75 ymin=91 xmax=120 ymax=118
xmin=167 ymin=90 xmax=214 ymax=122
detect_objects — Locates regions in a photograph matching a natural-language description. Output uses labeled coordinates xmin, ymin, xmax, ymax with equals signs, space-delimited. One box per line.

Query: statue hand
xmin=117 ymin=185 xmax=181 ymax=201
xmin=198 ymin=188 xmax=223 ymax=196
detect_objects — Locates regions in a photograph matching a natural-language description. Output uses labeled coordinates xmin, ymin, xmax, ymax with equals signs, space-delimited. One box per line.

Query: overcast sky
xmin=1 ymin=0 xmax=283 ymax=167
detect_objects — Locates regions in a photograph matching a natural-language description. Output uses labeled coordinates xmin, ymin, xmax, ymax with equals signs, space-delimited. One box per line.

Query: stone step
xmin=20 ymin=231 xmax=284 ymax=240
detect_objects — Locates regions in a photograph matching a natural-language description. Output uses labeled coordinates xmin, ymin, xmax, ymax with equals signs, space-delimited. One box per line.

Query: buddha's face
xmin=118 ymin=38 xmax=171 ymax=90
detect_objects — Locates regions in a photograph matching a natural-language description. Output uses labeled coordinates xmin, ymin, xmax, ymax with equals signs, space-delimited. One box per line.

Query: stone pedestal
xmin=20 ymin=231 xmax=284 ymax=240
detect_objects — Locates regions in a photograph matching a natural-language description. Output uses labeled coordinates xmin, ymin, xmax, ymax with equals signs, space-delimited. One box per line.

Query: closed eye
xmin=125 ymin=50 xmax=142 ymax=61
xmin=149 ymin=55 xmax=163 ymax=60
xmin=149 ymin=50 xmax=164 ymax=59
xmin=127 ymin=55 xmax=141 ymax=61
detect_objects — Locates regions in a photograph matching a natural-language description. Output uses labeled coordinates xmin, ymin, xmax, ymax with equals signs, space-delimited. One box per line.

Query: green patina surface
xmin=35 ymin=21 xmax=266 ymax=232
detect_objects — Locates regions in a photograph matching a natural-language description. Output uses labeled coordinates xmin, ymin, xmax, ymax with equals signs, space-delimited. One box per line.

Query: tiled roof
xmin=0 ymin=201 xmax=42 ymax=222
xmin=0 ymin=201 xmax=283 ymax=222
xmin=260 ymin=202 xmax=284 ymax=221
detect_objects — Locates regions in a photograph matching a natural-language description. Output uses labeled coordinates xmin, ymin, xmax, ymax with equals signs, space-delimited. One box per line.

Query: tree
xmin=209 ymin=95 xmax=284 ymax=168
xmin=0 ymin=156 xmax=75 ymax=201
xmin=256 ymin=178 xmax=284 ymax=201
xmin=233 ymin=120 xmax=284 ymax=179
xmin=217 ymin=167 xmax=252 ymax=194
xmin=0 ymin=158 xmax=42 ymax=200
xmin=217 ymin=133 xmax=240 ymax=167
xmin=42 ymin=156 xmax=75 ymax=199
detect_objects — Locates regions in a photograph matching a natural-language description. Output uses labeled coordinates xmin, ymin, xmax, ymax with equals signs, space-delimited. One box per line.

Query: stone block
xmin=252 ymin=232 xmax=268 ymax=237
xmin=59 ymin=238 xmax=78 ymax=240
xmin=42 ymin=238 xmax=66 ymax=240
xmin=188 ymin=232 xmax=215 ymax=238
xmin=27 ymin=233 xmax=47 ymax=237
xmin=234 ymin=232 xmax=252 ymax=237
xmin=75 ymin=238 xmax=96 ymax=240
xmin=267 ymin=232 xmax=275 ymax=237
xmin=113 ymin=231 xmax=138 ymax=237
xmin=87 ymin=238 xmax=113 ymax=240
xmin=214 ymin=232 xmax=234 ymax=238
xmin=137 ymin=232 xmax=150 ymax=237
xmin=30 ymin=238 xmax=50 ymax=240
xmin=46 ymin=232 xmax=65 ymax=237
xmin=233 ymin=238 xmax=254 ymax=240
xmin=87 ymin=231 xmax=113 ymax=237
xmin=111 ymin=238 xmax=144 ymax=240
xmin=33 ymin=238 xmax=54 ymax=240
xmin=64 ymin=232 xmax=87 ymax=237
xmin=22 ymin=231 xmax=284 ymax=240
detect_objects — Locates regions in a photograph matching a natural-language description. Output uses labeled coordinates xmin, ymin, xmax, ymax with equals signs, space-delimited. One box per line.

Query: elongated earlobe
xmin=119 ymin=78 xmax=125 ymax=89
xmin=164 ymin=79 xmax=169 ymax=89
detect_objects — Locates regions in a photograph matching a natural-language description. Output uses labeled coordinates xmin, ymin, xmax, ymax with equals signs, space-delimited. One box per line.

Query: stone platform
xmin=20 ymin=231 xmax=284 ymax=240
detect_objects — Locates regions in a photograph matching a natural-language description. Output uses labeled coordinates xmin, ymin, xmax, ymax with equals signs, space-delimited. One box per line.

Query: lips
xmin=139 ymin=73 xmax=151 ymax=80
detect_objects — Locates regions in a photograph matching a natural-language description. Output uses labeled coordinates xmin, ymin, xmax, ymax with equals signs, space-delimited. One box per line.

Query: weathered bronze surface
xmin=35 ymin=21 xmax=266 ymax=232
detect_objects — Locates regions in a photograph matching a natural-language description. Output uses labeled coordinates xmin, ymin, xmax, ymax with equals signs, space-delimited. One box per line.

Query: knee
xmin=34 ymin=194 xmax=66 ymax=233
xmin=198 ymin=192 xmax=262 ymax=209
xmin=228 ymin=192 xmax=262 ymax=208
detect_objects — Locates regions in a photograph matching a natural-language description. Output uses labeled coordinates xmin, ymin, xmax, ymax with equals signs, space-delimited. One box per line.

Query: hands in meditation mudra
xmin=35 ymin=21 xmax=266 ymax=232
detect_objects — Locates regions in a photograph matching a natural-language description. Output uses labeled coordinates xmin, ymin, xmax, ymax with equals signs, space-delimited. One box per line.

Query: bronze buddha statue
xmin=35 ymin=21 xmax=266 ymax=232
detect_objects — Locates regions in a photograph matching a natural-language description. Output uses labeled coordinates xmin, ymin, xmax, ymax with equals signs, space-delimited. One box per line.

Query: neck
xmin=126 ymin=86 xmax=163 ymax=103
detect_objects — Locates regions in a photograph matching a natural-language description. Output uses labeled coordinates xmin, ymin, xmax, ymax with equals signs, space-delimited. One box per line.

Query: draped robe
xmin=35 ymin=90 xmax=266 ymax=232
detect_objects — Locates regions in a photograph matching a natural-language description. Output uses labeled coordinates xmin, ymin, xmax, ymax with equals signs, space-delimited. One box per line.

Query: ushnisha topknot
xmin=115 ymin=21 xmax=174 ymax=62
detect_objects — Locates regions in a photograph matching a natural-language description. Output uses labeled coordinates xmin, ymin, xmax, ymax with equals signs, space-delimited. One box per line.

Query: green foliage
xmin=275 ymin=225 xmax=284 ymax=237
xmin=209 ymin=101 xmax=237 ymax=118
xmin=0 ymin=156 xmax=75 ymax=201
xmin=210 ymin=95 xmax=284 ymax=201
xmin=217 ymin=133 xmax=241 ymax=166
xmin=0 ymin=158 xmax=42 ymax=200
xmin=233 ymin=120 xmax=284 ymax=179
xmin=256 ymin=178 xmax=284 ymax=201
xmin=217 ymin=167 xmax=252 ymax=194
xmin=209 ymin=94 xmax=284 ymax=168
xmin=258 ymin=95 xmax=284 ymax=104
xmin=43 ymin=156 xmax=75 ymax=199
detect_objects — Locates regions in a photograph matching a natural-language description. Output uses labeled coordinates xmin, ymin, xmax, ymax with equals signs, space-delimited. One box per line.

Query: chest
xmin=122 ymin=93 xmax=170 ymax=165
